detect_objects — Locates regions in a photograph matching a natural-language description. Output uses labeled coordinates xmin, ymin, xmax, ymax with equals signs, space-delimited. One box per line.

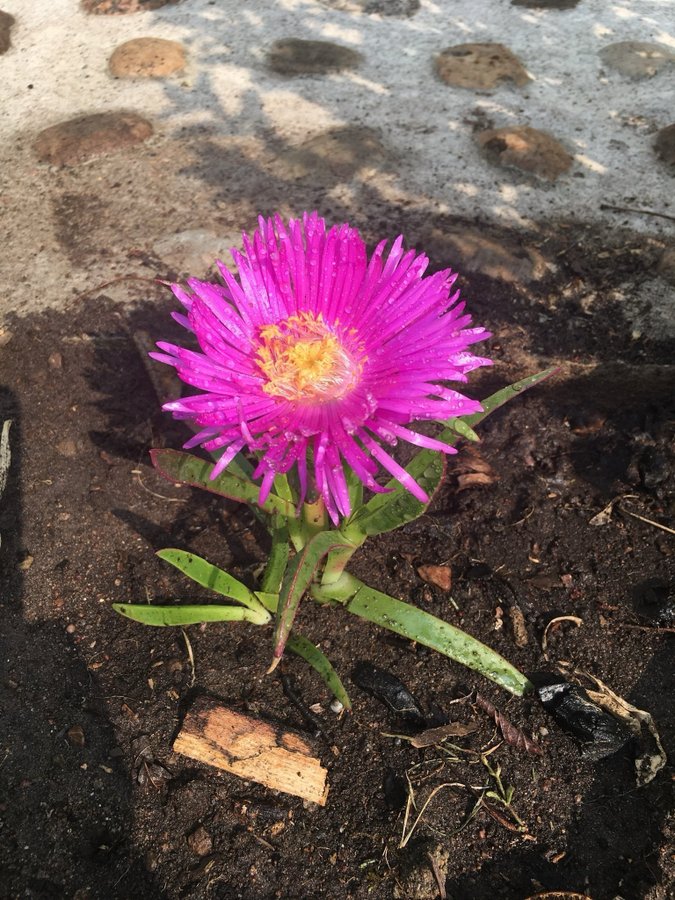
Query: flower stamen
xmin=256 ymin=312 xmax=361 ymax=403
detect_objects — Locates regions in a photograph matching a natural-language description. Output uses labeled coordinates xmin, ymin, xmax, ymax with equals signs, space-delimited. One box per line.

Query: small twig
xmin=426 ymin=851 xmax=447 ymax=900
xmin=279 ymin=672 xmax=329 ymax=741
xmin=599 ymin=203 xmax=675 ymax=223
xmin=0 ymin=419 xmax=12 ymax=501
xmin=75 ymin=274 xmax=163 ymax=303
xmin=615 ymin=622 xmax=675 ymax=635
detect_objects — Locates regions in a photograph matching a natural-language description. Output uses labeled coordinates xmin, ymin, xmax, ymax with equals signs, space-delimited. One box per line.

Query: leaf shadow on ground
xmin=0 ymin=386 xmax=165 ymax=899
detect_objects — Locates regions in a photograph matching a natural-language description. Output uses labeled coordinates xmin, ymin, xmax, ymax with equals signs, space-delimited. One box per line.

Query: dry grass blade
xmin=542 ymin=615 xmax=583 ymax=658
xmin=399 ymin=779 xmax=465 ymax=848
xmin=474 ymin=693 xmax=542 ymax=756
xmin=621 ymin=508 xmax=675 ymax=536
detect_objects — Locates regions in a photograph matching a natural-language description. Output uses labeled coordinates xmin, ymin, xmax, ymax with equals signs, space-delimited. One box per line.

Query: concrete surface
xmin=0 ymin=0 xmax=674 ymax=321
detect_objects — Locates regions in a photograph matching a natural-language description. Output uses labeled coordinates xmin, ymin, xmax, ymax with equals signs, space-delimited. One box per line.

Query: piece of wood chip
xmin=173 ymin=697 xmax=329 ymax=805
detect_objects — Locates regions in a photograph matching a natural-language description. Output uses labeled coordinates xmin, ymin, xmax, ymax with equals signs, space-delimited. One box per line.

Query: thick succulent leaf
xmin=150 ymin=449 xmax=293 ymax=517
xmin=156 ymin=548 xmax=268 ymax=617
xmin=313 ymin=573 xmax=532 ymax=697
xmin=351 ymin=367 xmax=557 ymax=537
xmin=286 ymin=633 xmax=352 ymax=710
xmin=439 ymin=367 xmax=558 ymax=438
xmin=348 ymin=451 xmax=446 ymax=536
xmin=112 ymin=602 xmax=269 ymax=626
xmin=270 ymin=530 xmax=352 ymax=670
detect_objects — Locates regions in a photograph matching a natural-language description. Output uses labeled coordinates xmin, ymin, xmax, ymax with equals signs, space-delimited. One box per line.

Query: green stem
xmin=321 ymin=521 xmax=366 ymax=586
xmin=261 ymin=519 xmax=290 ymax=594
xmin=312 ymin=573 xmax=532 ymax=698
xmin=273 ymin=474 xmax=305 ymax=551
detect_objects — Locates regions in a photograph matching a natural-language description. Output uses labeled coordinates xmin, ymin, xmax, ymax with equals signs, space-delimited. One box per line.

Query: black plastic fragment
xmin=535 ymin=677 xmax=634 ymax=762
xmin=352 ymin=661 xmax=426 ymax=726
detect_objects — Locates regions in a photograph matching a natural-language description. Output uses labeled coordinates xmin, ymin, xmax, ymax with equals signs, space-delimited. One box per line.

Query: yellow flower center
xmin=256 ymin=312 xmax=361 ymax=403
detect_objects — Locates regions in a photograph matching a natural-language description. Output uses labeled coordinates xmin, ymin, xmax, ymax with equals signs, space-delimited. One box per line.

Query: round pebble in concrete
xmin=0 ymin=10 xmax=14 ymax=55
xmin=320 ymin=0 xmax=419 ymax=15
xmin=435 ymin=43 xmax=530 ymax=91
xmin=599 ymin=42 xmax=675 ymax=79
xmin=109 ymin=38 xmax=186 ymax=78
xmin=152 ymin=229 xmax=242 ymax=277
xmin=654 ymin=124 xmax=675 ymax=166
xmin=276 ymin=125 xmax=388 ymax=182
xmin=267 ymin=39 xmax=362 ymax=76
xmin=477 ymin=125 xmax=573 ymax=182
xmin=82 ymin=0 xmax=178 ymax=12
xmin=427 ymin=227 xmax=549 ymax=284
xmin=656 ymin=248 xmax=675 ymax=285
xmin=34 ymin=112 xmax=153 ymax=166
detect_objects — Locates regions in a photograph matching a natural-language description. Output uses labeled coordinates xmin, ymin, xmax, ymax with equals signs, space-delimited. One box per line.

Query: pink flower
xmin=152 ymin=212 xmax=491 ymax=522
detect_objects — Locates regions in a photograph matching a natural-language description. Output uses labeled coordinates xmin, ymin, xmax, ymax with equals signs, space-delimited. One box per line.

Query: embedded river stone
xmin=511 ymin=0 xmax=580 ymax=8
xmin=477 ymin=125 xmax=573 ymax=182
xmin=320 ymin=0 xmax=420 ymax=14
xmin=435 ymin=43 xmax=530 ymax=91
xmin=654 ymin=124 xmax=675 ymax=166
xmin=276 ymin=125 xmax=388 ymax=181
xmin=109 ymin=38 xmax=186 ymax=78
xmin=82 ymin=0 xmax=178 ymax=12
xmin=0 ymin=10 xmax=15 ymax=55
xmin=427 ymin=227 xmax=549 ymax=284
xmin=34 ymin=112 xmax=153 ymax=166
xmin=600 ymin=42 xmax=675 ymax=79
xmin=152 ymin=229 xmax=242 ymax=277
xmin=267 ymin=39 xmax=361 ymax=76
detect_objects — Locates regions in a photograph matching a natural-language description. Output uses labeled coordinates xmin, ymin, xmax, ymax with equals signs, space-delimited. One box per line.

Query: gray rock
xmin=34 ymin=112 xmax=153 ymax=166
xmin=321 ymin=0 xmax=419 ymax=15
xmin=512 ymin=0 xmax=580 ymax=8
xmin=654 ymin=123 xmax=675 ymax=165
xmin=656 ymin=247 xmax=675 ymax=285
xmin=600 ymin=41 xmax=675 ymax=79
xmin=0 ymin=10 xmax=14 ymax=55
xmin=477 ymin=124 xmax=573 ymax=182
xmin=427 ymin=227 xmax=550 ymax=284
xmin=435 ymin=43 xmax=530 ymax=91
xmin=152 ymin=229 xmax=242 ymax=277
xmin=267 ymin=38 xmax=361 ymax=76
xmin=276 ymin=125 xmax=389 ymax=181
xmin=81 ymin=0 xmax=178 ymax=13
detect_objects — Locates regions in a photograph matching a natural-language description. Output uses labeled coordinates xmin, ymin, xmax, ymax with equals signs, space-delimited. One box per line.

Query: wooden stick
xmin=173 ymin=697 xmax=329 ymax=805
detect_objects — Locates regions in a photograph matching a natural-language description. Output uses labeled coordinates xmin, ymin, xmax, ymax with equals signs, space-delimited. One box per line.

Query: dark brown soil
xmin=0 ymin=227 xmax=673 ymax=900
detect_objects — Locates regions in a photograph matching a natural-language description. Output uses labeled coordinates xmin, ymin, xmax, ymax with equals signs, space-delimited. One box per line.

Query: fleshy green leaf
xmin=150 ymin=449 xmax=294 ymax=518
xmin=112 ymin=602 xmax=268 ymax=626
xmin=156 ymin=548 xmax=269 ymax=618
xmin=313 ymin=573 xmax=532 ymax=697
xmin=351 ymin=367 xmax=557 ymax=537
xmin=270 ymin=530 xmax=352 ymax=670
xmin=286 ymin=633 xmax=352 ymax=710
